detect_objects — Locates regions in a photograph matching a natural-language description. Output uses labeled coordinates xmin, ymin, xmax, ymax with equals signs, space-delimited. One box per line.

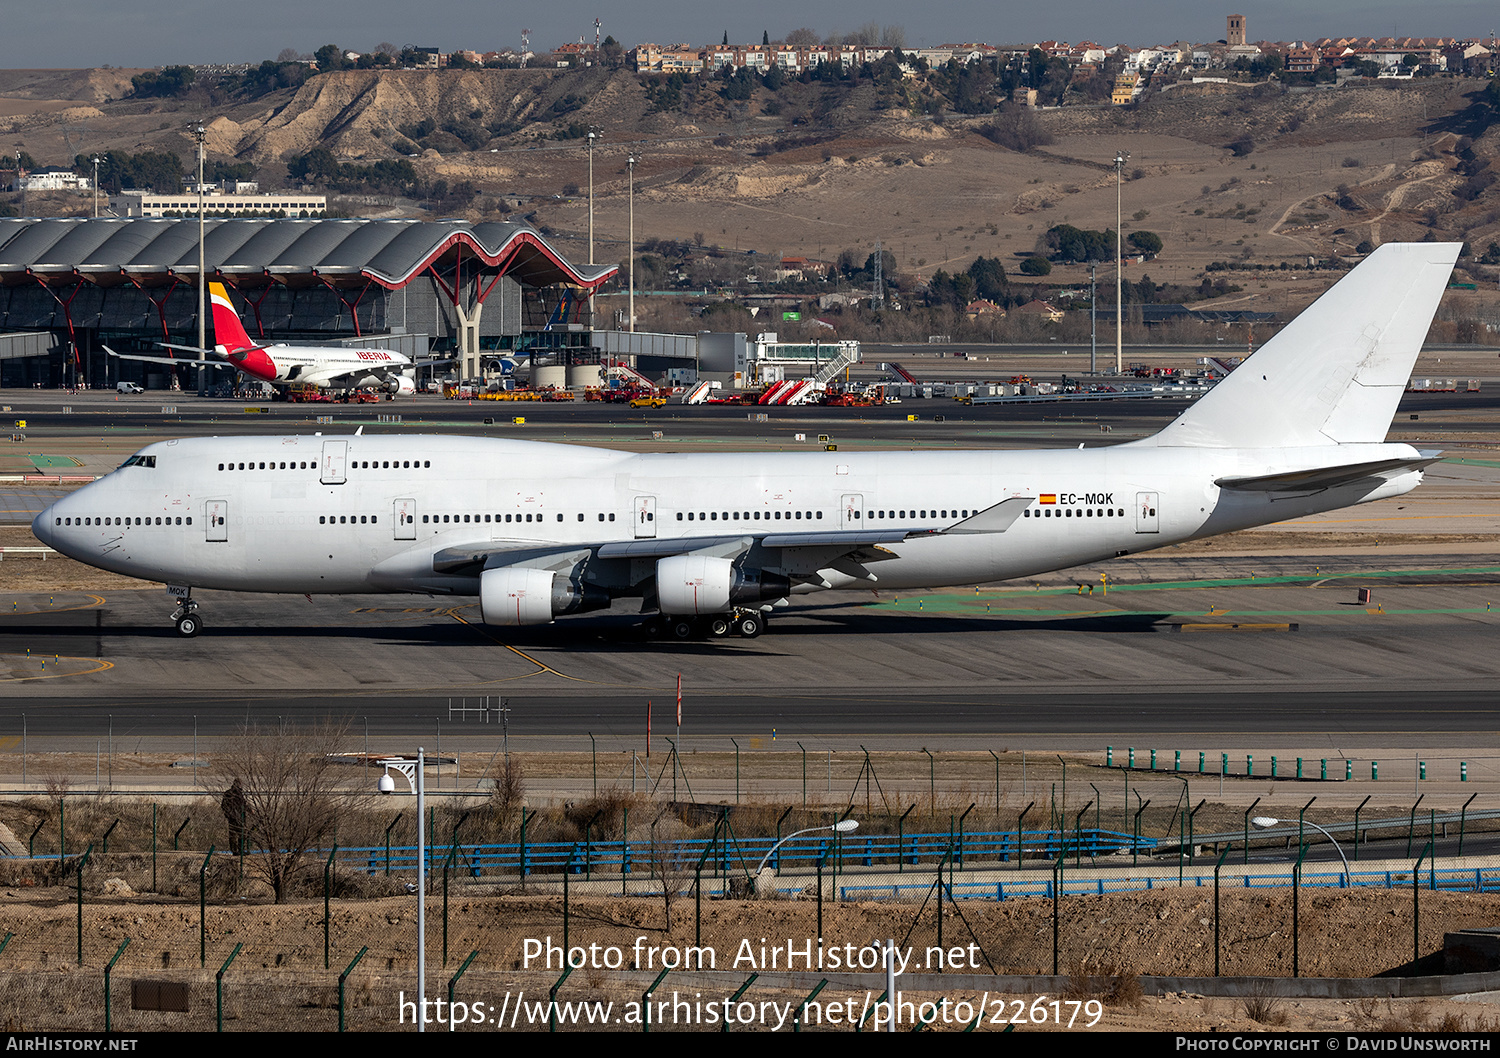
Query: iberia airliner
xmin=107 ymin=281 xmax=421 ymax=395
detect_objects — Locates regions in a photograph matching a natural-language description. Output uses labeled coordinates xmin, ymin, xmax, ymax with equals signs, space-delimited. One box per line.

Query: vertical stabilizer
xmin=208 ymin=281 xmax=255 ymax=353
xmin=1141 ymin=243 xmax=1459 ymax=448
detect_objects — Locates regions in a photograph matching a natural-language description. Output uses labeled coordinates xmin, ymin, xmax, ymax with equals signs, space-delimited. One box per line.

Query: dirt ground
xmin=1 ymin=884 xmax=1498 ymax=1032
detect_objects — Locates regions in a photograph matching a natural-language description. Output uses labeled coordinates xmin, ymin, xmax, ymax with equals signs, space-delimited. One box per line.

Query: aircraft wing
xmin=104 ymin=345 xmax=238 ymax=370
xmin=1215 ymin=455 xmax=1442 ymax=493
xmin=431 ymin=497 xmax=1036 ymax=576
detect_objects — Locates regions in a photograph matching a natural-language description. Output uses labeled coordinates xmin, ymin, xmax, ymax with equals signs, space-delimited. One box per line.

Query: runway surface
xmin=4 ymin=552 xmax=1500 ymax=750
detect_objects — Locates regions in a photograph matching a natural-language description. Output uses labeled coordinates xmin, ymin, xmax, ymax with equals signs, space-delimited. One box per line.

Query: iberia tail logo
xmin=208 ymin=282 xmax=254 ymax=353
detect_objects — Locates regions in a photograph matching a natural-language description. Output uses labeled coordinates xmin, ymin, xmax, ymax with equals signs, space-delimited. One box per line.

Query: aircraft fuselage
xmin=33 ymin=433 xmax=1422 ymax=599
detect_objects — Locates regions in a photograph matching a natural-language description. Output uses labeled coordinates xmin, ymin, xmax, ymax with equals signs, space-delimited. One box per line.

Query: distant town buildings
xmin=11 ymin=168 xmax=91 ymax=192
xmin=110 ymin=188 xmax=326 ymax=218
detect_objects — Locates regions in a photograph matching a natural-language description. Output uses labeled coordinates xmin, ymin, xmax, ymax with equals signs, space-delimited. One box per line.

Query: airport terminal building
xmin=0 ymin=217 xmax=617 ymax=389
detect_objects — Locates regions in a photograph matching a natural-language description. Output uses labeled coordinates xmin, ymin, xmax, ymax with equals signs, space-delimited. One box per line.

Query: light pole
xmin=1253 ymin=816 xmax=1352 ymax=883
xmin=1114 ymin=150 xmax=1129 ymax=375
xmin=754 ymin=819 xmax=858 ymax=879
xmin=379 ymin=750 xmax=426 ymax=1031
xmin=627 ymin=154 xmax=636 ymax=332
xmin=91 ymin=155 xmax=100 ymax=219
xmin=194 ymin=123 xmax=207 ymax=397
xmin=586 ymin=130 xmax=597 ymax=265
xmin=1089 ymin=262 xmax=1096 ymax=376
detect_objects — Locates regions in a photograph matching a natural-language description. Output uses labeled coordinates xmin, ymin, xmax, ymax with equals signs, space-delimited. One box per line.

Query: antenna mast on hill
xmin=872 ymin=240 xmax=885 ymax=307
xmin=595 ymin=18 xmax=602 ymax=58
xmin=520 ymin=28 xmax=530 ymax=68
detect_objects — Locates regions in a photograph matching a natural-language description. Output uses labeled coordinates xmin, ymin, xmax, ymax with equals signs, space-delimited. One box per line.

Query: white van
xmin=117 ymin=382 xmax=144 ymax=394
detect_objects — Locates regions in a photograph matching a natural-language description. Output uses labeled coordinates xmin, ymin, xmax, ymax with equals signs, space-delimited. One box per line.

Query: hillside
xmin=3 ymin=66 xmax=1500 ymax=331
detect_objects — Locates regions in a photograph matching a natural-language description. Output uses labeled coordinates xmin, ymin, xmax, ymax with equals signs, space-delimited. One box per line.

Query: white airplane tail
xmin=1142 ymin=243 xmax=1460 ymax=449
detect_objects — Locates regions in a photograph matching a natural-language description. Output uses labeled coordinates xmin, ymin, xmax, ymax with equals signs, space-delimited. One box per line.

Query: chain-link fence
xmin=3 ymin=743 xmax=1499 ymax=1030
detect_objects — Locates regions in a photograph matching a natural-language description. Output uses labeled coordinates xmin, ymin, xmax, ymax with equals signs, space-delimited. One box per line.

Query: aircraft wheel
xmin=736 ymin=614 xmax=763 ymax=639
xmin=176 ymin=613 xmax=202 ymax=638
xmin=642 ymin=617 xmax=664 ymax=639
xmin=707 ymin=615 xmax=733 ymax=638
xmin=671 ymin=619 xmax=696 ymax=640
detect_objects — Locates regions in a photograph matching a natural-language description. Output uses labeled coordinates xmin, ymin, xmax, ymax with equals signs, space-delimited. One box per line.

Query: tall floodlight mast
xmin=1114 ymin=150 xmax=1129 ymax=375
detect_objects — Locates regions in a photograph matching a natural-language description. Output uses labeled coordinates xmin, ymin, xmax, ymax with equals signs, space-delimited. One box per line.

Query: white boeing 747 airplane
xmin=35 ymin=244 xmax=1459 ymax=639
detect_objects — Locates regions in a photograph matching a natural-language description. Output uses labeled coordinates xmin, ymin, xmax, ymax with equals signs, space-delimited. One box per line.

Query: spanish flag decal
xmin=1039 ymin=494 xmax=1057 ymax=505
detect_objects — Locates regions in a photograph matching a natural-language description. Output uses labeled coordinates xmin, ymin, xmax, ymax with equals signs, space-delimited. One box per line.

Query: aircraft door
xmin=1135 ymin=491 xmax=1160 ymax=534
xmin=393 ymin=498 xmax=416 ymax=540
xmin=206 ymin=500 xmax=228 ymax=542
xmin=634 ymin=496 xmax=657 ymax=539
xmin=320 ymin=441 xmax=347 ymax=485
xmin=840 ymin=493 xmax=864 ymax=529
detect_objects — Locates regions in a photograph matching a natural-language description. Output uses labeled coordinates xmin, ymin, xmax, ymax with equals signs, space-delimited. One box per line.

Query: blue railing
xmin=337 ymin=828 xmax=1154 ymax=879
xmin=841 ymin=867 xmax=1500 ymax=902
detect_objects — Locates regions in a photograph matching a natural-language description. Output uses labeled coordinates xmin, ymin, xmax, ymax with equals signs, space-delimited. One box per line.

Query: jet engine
xmin=386 ymin=375 xmax=417 ymax=396
xmin=655 ymin=555 xmax=790 ymax=615
xmin=480 ymin=566 xmax=610 ymax=626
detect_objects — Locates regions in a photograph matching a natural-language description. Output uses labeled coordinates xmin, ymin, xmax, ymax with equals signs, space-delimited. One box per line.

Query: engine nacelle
xmin=480 ymin=566 xmax=612 ymax=626
xmin=481 ymin=566 xmax=557 ymax=626
xmin=655 ymin=555 xmax=790 ymax=616
xmin=387 ymin=375 xmax=417 ymax=396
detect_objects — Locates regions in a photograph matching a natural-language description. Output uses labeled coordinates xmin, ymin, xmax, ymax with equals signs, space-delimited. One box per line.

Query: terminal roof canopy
xmin=0 ymin=218 xmax=616 ymax=292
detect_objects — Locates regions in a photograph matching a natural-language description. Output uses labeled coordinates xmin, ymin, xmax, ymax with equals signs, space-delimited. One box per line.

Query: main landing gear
xmin=171 ymin=592 xmax=202 ymax=637
xmin=643 ymin=610 xmax=766 ymax=640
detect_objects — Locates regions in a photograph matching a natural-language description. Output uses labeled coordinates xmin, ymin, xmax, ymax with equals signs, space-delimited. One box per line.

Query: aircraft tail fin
xmin=208 ymin=282 xmax=255 ymax=353
xmin=1141 ymin=243 xmax=1460 ymax=448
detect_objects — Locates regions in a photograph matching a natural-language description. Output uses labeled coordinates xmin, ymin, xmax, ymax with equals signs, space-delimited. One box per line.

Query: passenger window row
xmin=319 ymin=515 xmax=379 ymax=524
xmin=219 ymin=461 xmax=315 ymax=471
xmin=56 ymin=515 xmax=189 ymax=526
xmin=678 ymin=511 xmax=826 ymax=522
xmin=214 ymin=460 xmax=432 ymax=472
xmin=421 ymin=513 xmax=618 ymax=524
xmin=1023 ymin=508 xmax=1125 ymax=518
xmin=869 ymin=509 xmax=971 ymax=520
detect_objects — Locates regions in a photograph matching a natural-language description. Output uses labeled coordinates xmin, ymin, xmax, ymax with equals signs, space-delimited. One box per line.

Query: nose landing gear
xmin=170 ymin=592 xmax=202 ymax=637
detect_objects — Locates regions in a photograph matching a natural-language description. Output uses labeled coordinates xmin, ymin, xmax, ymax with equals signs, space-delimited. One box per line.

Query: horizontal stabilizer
xmin=1215 ymin=455 xmax=1442 ymax=493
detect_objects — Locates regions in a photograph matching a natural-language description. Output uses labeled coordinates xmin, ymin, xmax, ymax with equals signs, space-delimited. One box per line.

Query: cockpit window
xmin=121 ymin=455 xmax=157 ymax=469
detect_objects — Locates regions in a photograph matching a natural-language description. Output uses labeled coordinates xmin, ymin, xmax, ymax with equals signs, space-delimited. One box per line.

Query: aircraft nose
xmin=31 ymin=505 xmax=55 ymax=547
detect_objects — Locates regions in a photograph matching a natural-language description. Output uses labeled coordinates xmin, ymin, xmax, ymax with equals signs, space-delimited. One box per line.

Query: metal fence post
xmin=216 ymin=942 xmax=243 ymax=1031
xmin=338 ymin=946 xmax=368 ymax=1032
xmin=103 ymin=938 xmax=129 ymax=1032
xmin=1414 ymin=843 xmax=1432 ymax=967
xmin=76 ymin=843 xmax=93 ymax=966
xmin=200 ymin=844 xmax=215 ymax=968
xmin=1214 ymin=844 xmax=1232 ymax=976
xmin=323 ymin=845 xmax=338 ymax=970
